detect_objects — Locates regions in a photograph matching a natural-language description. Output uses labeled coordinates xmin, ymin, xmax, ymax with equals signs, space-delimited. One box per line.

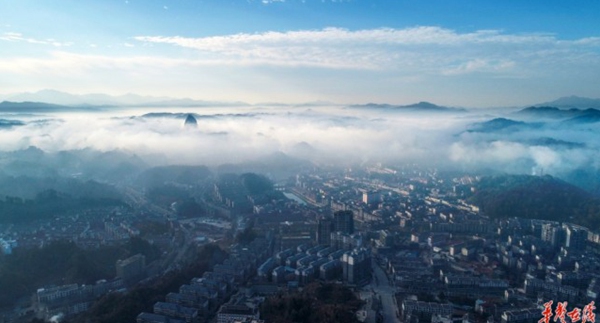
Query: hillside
xmin=469 ymin=175 xmax=600 ymax=230
xmin=0 ymin=101 xmax=83 ymax=112
xmin=466 ymin=118 xmax=533 ymax=133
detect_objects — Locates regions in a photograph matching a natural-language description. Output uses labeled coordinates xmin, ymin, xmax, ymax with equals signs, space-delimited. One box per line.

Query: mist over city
xmin=2 ymin=94 xmax=600 ymax=186
xmin=2 ymin=1 xmax=600 ymax=323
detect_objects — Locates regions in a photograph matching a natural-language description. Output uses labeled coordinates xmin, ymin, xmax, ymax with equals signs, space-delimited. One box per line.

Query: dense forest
xmin=260 ymin=282 xmax=364 ymax=323
xmin=0 ymin=238 xmax=159 ymax=308
xmin=469 ymin=175 xmax=600 ymax=230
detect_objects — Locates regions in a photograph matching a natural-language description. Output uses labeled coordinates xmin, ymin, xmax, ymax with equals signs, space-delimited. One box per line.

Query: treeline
xmin=260 ymin=282 xmax=364 ymax=323
xmin=0 ymin=237 xmax=159 ymax=308
xmin=67 ymin=244 xmax=228 ymax=323
xmin=469 ymin=175 xmax=600 ymax=230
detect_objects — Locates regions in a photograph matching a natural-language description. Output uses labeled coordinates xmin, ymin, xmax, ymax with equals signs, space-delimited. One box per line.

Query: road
xmin=370 ymin=260 xmax=401 ymax=323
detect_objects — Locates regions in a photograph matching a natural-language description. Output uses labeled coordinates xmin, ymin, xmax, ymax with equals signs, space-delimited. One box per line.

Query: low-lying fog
xmin=1 ymin=104 xmax=599 ymax=188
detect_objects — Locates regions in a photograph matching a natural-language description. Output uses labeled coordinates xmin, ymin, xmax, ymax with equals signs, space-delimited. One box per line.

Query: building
xmin=279 ymin=222 xmax=314 ymax=251
xmin=137 ymin=312 xmax=185 ymax=323
xmin=330 ymin=232 xmax=363 ymax=250
xmin=334 ymin=210 xmax=354 ymax=234
xmin=500 ymin=308 xmax=539 ymax=323
xmin=401 ymin=300 xmax=453 ymax=322
xmin=565 ymin=224 xmax=588 ymax=251
xmin=116 ymin=254 xmax=146 ymax=284
xmin=0 ymin=239 xmax=16 ymax=255
xmin=166 ymin=292 xmax=209 ymax=312
xmin=316 ymin=218 xmax=334 ymax=246
xmin=217 ymin=304 xmax=259 ymax=323
xmin=362 ymin=191 xmax=380 ymax=205
xmin=541 ymin=223 xmax=565 ymax=249
xmin=341 ymin=248 xmax=371 ymax=285
xmin=153 ymin=302 xmax=198 ymax=323
xmin=320 ymin=260 xmax=342 ymax=281
xmin=257 ymin=257 xmax=277 ymax=281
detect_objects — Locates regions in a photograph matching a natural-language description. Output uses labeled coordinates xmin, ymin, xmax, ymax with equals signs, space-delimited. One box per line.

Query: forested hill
xmin=469 ymin=174 xmax=600 ymax=230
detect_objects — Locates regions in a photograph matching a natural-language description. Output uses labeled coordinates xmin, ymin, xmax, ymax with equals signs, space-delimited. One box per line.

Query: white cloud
xmin=2 ymin=106 xmax=600 ymax=179
xmin=1 ymin=27 xmax=599 ymax=106
xmin=133 ymin=27 xmax=600 ymax=74
xmin=0 ymin=32 xmax=72 ymax=47
xmin=0 ymin=108 xmax=464 ymax=167
xmin=2 ymin=27 xmax=599 ymax=75
xmin=442 ymin=59 xmax=516 ymax=76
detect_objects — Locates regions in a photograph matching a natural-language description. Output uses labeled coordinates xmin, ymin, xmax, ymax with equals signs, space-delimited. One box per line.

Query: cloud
xmin=0 ymin=108 xmax=465 ymax=167
xmin=0 ymin=51 xmax=198 ymax=75
xmin=1 ymin=26 xmax=599 ymax=107
xmin=449 ymin=121 xmax=600 ymax=176
xmin=132 ymin=27 xmax=600 ymax=74
xmin=442 ymin=59 xmax=516 ymax=76
xmin=0 ymin=32 xmax=72 ymax=47
xmin=3 ymin=26 xmax=599 ymax=76
xmin=1 ymin=105 xmax=600 ymax=188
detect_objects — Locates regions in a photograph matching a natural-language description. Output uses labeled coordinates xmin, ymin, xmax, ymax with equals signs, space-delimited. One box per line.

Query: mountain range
xmin=0 ymin=89 xmax=249 ymax=107
xmin=349 ymin=101 xmax=466 ymax=112
xmin=1 ymin=90 xmax=599 ymax=111
xmin=535 ymin=95 xmax=600 ymax=109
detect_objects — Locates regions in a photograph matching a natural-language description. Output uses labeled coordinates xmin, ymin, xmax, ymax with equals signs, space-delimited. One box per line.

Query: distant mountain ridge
xmin=535 ymin=96 xmax=600 ymax=109
xmin=2 ymin=89 xmax=249 ymax=107
xmin=516 ymin=106 xmax=600 ymax=124
xmin=467 ymin=117 xmax=533 ymax=133
xmin=0 ymin=101 xmax=81 ymax=112
xmin=350 ymin=101 xmax=466 ymax=112
xmin=2 ymin=91 xmax=599 ymax=110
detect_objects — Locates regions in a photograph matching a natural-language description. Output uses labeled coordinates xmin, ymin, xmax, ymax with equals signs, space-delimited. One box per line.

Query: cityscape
xmin=1 ymin=149 xmax=600 ymax=323
xmin=2 ymin=1 xmax=600 ymax=323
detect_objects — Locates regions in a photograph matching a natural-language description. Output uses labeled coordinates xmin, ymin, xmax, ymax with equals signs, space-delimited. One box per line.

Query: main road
xmin=371 ymin=259 xmax=401 ymax=323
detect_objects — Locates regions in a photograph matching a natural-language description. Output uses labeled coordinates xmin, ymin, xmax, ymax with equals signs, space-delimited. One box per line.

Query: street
xmin=361 ymin=259 xmax=401 ymax=323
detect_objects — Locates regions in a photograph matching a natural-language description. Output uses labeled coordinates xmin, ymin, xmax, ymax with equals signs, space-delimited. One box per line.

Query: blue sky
xmin=1 ymin=0 xmax=600 ymax=106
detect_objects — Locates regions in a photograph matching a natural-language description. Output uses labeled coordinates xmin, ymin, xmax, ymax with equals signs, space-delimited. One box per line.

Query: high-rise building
xmin=341 ymin=248 xmax=371 ymax=285
xmin=317 ymin=218 xmax=334 ymax=246
xmin=564 ymin=224 xmax=587 ymax=251
xmin=334 ymin=210 xmax=354 ymax=234
xmin=541 ymin=223 xmax=565 ymax=248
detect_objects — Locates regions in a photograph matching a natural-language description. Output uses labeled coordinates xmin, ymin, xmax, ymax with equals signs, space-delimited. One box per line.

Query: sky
xmin=1 ymin=0 xmax=600 ymax=107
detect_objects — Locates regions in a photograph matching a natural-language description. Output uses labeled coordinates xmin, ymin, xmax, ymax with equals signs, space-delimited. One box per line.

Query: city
xmin=2 ymin=1 xmax=600 ymax=323
xmin=1 ymin=161 xmax=600 ymax=323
